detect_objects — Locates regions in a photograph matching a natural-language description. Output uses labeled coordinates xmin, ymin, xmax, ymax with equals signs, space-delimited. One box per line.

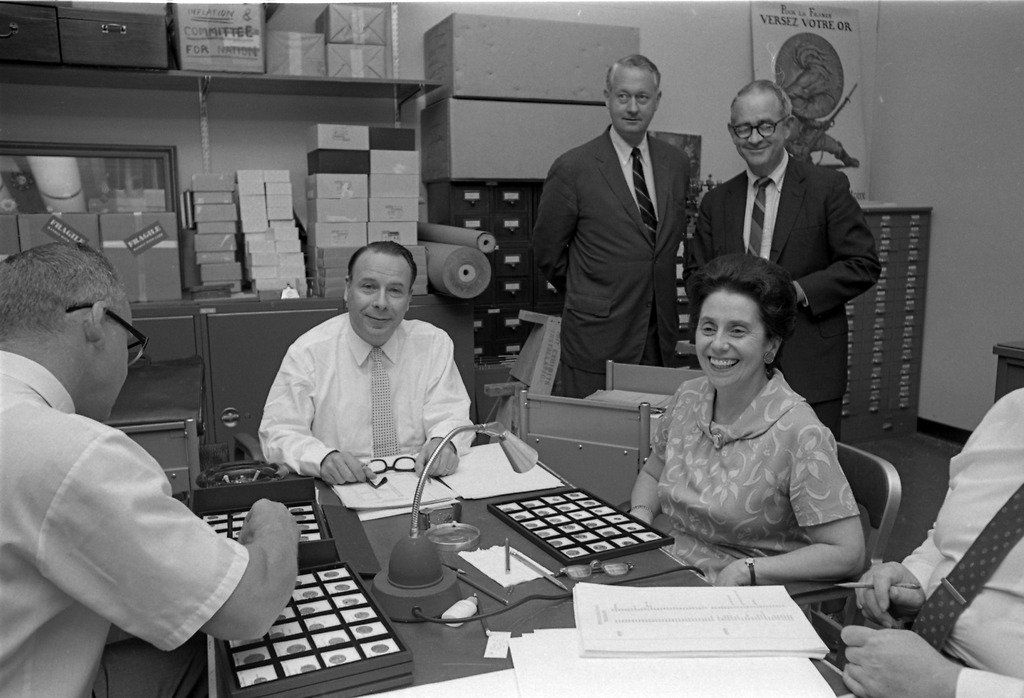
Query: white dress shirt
xmin=259 ymin=315 xmax=472 ymax=477
xmin=901 ymin=389 xmax=1024 ymax=697
xmin=609 ymin=128 xmax=659 ymax=217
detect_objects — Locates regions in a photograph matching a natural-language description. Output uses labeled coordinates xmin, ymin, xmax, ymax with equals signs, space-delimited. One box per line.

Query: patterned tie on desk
xmin=370 ymin=346 xmax=400 ymax=457
xmin=912 ymin=481 xmax=1024 ymax=650
xmin=631 ymin=147 xmax=658 ymax=242
xmin=747 ymin=177 xmax=771 ymax=257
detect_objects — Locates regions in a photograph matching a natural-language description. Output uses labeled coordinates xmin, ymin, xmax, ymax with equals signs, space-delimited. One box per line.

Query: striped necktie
xmin=632 ymin=147 xmax=658 ymax=242
xmin=370 ymin=346 xmax=400 ymax=457
xmin=912 ymin=482 xmax=1024 ymax=650
xmin=747 ymin=176 xmax=771 ymax=257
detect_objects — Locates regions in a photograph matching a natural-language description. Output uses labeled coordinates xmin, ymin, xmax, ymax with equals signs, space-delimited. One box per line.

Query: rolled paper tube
xmin=416 ymin=221 xmax=496 ymax=254
xmin=26 ymin=156 xmax=87 ymax=213
xmin=422 ymin=242 xmax=492 ymax=299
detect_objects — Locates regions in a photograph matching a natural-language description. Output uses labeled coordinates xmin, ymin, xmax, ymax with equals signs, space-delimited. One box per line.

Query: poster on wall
xmin=751 ymin=2 xmax=869 ymax=200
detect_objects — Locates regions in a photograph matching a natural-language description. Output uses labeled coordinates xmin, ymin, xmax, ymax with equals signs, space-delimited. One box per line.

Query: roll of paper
xmin=417 ymin=221 xmax=496 ymax=254
xmin=422 ymin=242 xmax=491 ymax=299
xmin=26 ymin=156 xmax=87 ymax=213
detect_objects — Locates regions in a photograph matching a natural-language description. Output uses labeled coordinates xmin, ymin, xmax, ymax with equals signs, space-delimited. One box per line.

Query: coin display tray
xmin=203 ymin=503 xmax=326 ymax=543
xmin=216 ymin=562 xmax=413 ymax=698
xmin=487 ymin=487 xmax=673 ymax=566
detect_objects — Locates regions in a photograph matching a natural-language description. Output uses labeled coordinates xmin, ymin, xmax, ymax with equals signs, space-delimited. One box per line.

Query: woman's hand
xmin=715 ymin=559 xmax=753 ymax=586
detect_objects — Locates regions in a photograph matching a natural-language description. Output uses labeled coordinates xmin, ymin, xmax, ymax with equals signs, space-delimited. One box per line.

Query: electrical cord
xmin=402 ymin=564 xmax=705 ymax=624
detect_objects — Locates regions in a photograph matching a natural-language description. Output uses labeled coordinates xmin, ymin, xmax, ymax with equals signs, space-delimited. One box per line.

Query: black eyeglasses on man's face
xmin=65 ymin=303 xmax=149 ymax=366
xmin=728 ymin=115 xmax=790 ymax=140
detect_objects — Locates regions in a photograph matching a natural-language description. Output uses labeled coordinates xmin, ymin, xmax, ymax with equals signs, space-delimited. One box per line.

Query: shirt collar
xmin=345 ymin=321 xmax=405 ymax=366
xmin=746 ymin=150 xmax=788 ymax=190
xmin=608 ymin=127 xmax=651 ymax=168
xmin=0 ymin=350 xmax=76 ymax=414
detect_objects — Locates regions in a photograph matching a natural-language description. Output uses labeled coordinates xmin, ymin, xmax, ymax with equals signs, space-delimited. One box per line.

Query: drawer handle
xmin=0 ymin=22 xmax=18 ymax=39
xmin=101 ymin=23 xmax=127 ymax=35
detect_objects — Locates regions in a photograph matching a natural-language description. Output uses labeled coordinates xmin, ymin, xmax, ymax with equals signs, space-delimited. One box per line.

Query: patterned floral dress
xmin=652 ymin=371 xmax=858 ymax=582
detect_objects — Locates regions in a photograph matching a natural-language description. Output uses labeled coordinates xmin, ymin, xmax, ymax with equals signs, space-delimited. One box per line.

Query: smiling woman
xmin=628 ymin=253 xmax=865 ymax=587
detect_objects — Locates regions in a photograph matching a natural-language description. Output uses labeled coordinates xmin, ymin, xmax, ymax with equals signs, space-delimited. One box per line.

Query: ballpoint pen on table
xmin=835 ymin=582 xmax=921 ymax=589
xmin=509 ymin=549 xmax=569 ymax=591
xmin=442 ymin=564 xmax=510 ymax=605
xmin=504 ymin=537 xmax=511 ymax=574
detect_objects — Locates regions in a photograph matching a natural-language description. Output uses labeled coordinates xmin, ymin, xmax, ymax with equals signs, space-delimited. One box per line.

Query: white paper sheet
xmin=459 ymin=547 xmax=553 ymax=588
xmin=573 ymin=583 xmax=828 ymax=658
xmin=378 ymin=668 xmax=519 ymax=697
xmin=438 ymin=443 xmax=562 ymax=499
xmin=509 ymin=629 xmax=835 ymax=698
xmin=331 ymin=453 xmax=457 ymax=511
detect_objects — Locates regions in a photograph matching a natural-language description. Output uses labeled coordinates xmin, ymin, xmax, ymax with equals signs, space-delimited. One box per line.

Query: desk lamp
xmin=371 ymin=421 xmax=538 ymax=621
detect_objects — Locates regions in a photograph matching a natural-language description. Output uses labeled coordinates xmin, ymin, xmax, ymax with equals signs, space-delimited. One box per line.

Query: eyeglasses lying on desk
xmin=557 ymin=560 xmax=634 ymax=581
xmin=365 ymin=455 xmax=416 ymax=489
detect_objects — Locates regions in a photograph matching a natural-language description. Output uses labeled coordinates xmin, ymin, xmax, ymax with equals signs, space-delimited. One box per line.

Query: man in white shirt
xmin=0 ymin=243 xmax=299 ymax=697
xmin=841 ymin=389 xmax=1024 ymax=698
xmin=260 ymin=241 xmax=473 ymax=484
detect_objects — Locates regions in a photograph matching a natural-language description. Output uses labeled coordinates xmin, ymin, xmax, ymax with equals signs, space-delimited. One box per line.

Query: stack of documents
xmin=572 ymin=583 xmax=829 ymax=659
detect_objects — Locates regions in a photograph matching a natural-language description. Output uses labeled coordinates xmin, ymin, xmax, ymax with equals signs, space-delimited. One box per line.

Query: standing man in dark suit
xmin=533 ymin=54 xmax=690 ymax=399
xmin=685 ymin=79 xmax=879 ymax=438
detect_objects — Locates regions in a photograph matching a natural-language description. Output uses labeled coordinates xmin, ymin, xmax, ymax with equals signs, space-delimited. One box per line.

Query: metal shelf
xmin=0 ymin=62 xmax=441 ymax=102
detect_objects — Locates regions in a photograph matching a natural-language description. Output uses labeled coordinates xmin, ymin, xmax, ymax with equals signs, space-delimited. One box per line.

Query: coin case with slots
xmin=216 ymin=563 xmax=412 ymax=697
xmin=202 ymin=503 xmax=325 ymax=543
xmin=487 ymin=487 xmax=673 ymax=565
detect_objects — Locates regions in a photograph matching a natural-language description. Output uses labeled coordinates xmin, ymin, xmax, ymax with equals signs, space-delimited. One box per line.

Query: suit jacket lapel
xmin=770 ymin=160 xmax=806 ymax=263
xmin=595 ymin=131 xmax=650 ymax=245
xmin=723 ymin=175 xmax=748 ymax=255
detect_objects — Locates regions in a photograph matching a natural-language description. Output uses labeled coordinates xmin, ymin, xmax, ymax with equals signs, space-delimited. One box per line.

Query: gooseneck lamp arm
xmin=408 ymin=421 xmax=537 ymax=537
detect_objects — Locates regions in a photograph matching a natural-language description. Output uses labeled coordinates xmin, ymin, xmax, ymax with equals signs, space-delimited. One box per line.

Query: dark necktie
xmin=747 ymin=176 xmax=771 ymax=257
xmin=370 ymin=346 xmax=399 ymax=457
xmin=912 ymin=481 xmax=1024 ymax=650
xmin=631 ymin=147 xmax=658 ymax=241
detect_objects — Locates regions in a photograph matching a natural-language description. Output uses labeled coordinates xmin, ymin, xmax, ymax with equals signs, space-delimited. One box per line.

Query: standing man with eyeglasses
xmin=684 ymin=79 xmax=879 ymax=438
xmin=0 ymin=243 xmax=299 ymax=697
xmin=533 ymin=54 xmax=690 ymax=399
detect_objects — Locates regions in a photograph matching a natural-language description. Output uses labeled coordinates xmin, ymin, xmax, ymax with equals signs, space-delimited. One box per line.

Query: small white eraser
xmin=484 ymin=631 xmax=511 ymax=658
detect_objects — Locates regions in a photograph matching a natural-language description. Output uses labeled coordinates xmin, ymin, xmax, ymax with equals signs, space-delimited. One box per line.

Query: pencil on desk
xmin=509 ymin=549 xmax=568 ymax=591
xmin=505 ymin=537 xmax=510 ymax=574
xmin=444 ymin=565 xmax=510 ymax=606
xmin=835 ymin=582 xmax=921 ymax=589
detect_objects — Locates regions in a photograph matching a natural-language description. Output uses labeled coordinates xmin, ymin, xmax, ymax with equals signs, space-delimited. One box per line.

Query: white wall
xmin=2 ymin=1 xmax=1020 ymax=430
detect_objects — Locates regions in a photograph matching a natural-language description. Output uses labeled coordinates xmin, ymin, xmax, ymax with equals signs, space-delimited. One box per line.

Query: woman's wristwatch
xmin=745 ymin=557 xmax=757 ymax=586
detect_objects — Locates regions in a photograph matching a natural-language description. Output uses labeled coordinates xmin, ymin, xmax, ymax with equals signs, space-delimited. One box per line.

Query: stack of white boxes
xmin=306 ymin=122 xmax=423 ymax=298
xmin=237 ymin=169 xmax=305 ymax=297
xmin=192 ymin=173 xmax=242 ymax=291
xmin=316 ymin=3 xmax=390 ymax=79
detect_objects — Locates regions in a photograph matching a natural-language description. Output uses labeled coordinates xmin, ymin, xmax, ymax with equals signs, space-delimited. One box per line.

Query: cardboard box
xmin=309 ymin=198 xmax=368 ymax=224
xmin=194 ymin=233 xmax=236 ymax=252
xmin=367 ymin=221 xmax=415 ymax=245
xmin=192 ymin=191 xmax=235 ymax=205
xmin=99 ymin=213 xmax=182 ymax=302
xmin=17 ymin=213 xmax=99 ymax=251
xmin=369 ymin=127 xmax=415 ymax=151
xmin=421 ymin=98 xmax=609 ymax=182
xmin=369 ymin=174 xmax=418 ymax=199
xmin=309 ymin=222 xmax=366 ymax=248
xmin=306 ymin=174 xmax=368 ymax=200
xmin=308 ymin=150 xmax=370 ymax=175
xmin=0 ymin=2 xmax=60 ymax=63
xmin=200 ymin=261 xmax=242 ymax=283
xmin=307 ymin=124 xmax=369 ymax=152
xmin=316 ymin=4 xmax=388 ymax=45
xmin=171 ymin=3 xmax=265 ymax=74
xmin=196 ymin=221 xmax=237 ymax=235
xmin=194 ymin=203 xmax=238 ymax=223
xmin=196 ymin=250 xmax=236 ymax=264
xmin=266 ymin=30 xmax=325 ymax=76
xmin=58 ymin=7 xmax=169 ymax=69
xmin=424 ymin=13 xmax=638 ymax=105
xmin=192 ymin=173 xmax=236 ymax=192
xmin=263 ymin=170 xmax=291 ymax=183
xmin=370 ymin=150 xmax=419 ymax=175
xmin=326 ymin=43 xmax=388 ymax=79
xmin=369 ymin=198 xmax=418 ymax=222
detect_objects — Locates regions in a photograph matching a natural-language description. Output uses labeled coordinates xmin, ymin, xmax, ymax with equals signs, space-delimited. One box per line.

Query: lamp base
xmin=371 ymin=567 xmax=462 ymax=621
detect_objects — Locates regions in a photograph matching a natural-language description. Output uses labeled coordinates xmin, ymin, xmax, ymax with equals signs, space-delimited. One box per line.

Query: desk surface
xmin=313 ymin=486 xmax=849 ymax=696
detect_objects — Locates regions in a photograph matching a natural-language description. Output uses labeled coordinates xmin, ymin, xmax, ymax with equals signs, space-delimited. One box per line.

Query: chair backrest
xmin=605 ymin=360 xmax=703 ymax=394
xmin=836 ymin=442 xmax=902 ymax=569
